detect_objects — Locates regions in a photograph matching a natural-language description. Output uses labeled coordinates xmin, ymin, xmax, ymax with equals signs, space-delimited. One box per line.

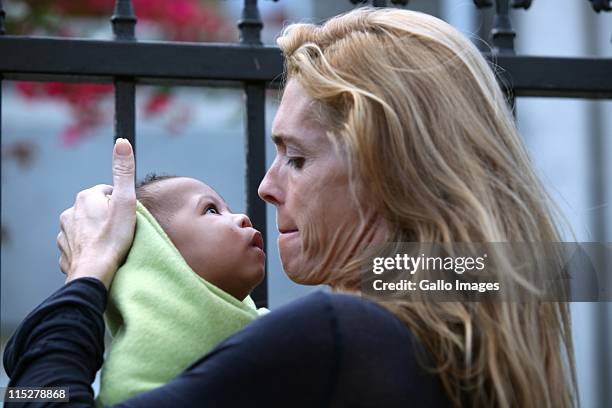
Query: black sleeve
xmin=115 ymin=291 xmax=338 ymax=407
xmin=3 ymin=278 xmax=449 ymax=407
xmin=3 ymin=281 xmax=339 ymax=408
xmin=3 ymin=277 xmax=108 ymax=407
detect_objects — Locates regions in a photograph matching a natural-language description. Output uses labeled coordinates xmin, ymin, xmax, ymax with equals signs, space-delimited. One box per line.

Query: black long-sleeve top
xmin=4 ymin=278 xmax=451 ymax=407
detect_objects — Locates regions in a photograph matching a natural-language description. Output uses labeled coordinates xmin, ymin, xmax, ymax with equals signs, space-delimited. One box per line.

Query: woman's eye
xmin=286 ymin=156 xmax=305 ymax=169
xmin=205 ymin=206 xmax=219 ymax=215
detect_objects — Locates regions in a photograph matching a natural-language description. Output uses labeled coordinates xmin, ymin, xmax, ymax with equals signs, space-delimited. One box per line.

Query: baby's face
xmin=154 ymin=177 xmax=265 ymax=300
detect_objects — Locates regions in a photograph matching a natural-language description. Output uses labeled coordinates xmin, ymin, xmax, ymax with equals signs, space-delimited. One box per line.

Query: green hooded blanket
xmin=96 ymin=201 xmax=263 ymax=406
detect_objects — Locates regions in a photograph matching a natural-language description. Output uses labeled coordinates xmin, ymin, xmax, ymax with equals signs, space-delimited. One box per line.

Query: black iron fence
xmin=0 ymin=0 xmax=611 ymax=309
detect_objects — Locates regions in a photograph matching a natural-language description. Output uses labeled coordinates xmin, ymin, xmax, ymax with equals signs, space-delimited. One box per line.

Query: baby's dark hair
xmin=136 ymin=173 xmax=179 ymax=227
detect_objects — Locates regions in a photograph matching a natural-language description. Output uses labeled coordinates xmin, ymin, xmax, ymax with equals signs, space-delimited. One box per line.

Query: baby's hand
xmin=57 ymin=138 xmax=136 ymax=289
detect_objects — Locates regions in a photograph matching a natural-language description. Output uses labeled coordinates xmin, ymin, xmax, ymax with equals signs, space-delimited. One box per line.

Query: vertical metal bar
xmin=589 ymin=100 xmax=611 ymax=408
xmin=586 ymin=2 xmax=611 ymax=399
xmin=244 ymin=84 xmax=268 ymax=308
xmin=239 ymin=0 xmax=268 ymax=308
xmin=1 ymin=0 xmax=4 ymax=245
xmin=114 ymin=80 xmax=136 ymax=155
xmin=111 ymin=0 xmax=137 ymax=178
xmin=490 ymin=0 xmax=516 ymax=110
xmin=0 ymin=0 xmax=5 ymax=35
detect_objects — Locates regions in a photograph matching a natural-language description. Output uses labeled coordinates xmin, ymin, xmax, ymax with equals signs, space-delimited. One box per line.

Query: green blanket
xmin=97 ymin=201 xmax=262 ymax=406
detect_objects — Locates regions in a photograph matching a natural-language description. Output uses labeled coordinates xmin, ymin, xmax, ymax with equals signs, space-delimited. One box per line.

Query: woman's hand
xmin=56 ymin=138 xmax=136 ymax=289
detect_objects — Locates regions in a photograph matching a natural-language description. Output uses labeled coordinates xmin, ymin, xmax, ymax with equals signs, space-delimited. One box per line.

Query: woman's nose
xmin=258 ymin=161 xmax=281 ymax=206
xmin=235 ymin=213 xmax=253 ymax=228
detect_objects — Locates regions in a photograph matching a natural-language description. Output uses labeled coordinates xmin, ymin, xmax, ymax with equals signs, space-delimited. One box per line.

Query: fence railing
xmin=0 ymin=0 xmax=611 ymax=309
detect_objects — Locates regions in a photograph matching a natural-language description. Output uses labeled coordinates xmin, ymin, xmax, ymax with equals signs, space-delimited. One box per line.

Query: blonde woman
xmin=5 ymin=8 xmax=575 ymax=408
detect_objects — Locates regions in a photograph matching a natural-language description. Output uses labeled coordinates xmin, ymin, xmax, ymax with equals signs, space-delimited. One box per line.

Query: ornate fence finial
xmin=238 ymin=0 xmax=263 ymax=46
xmin=589 ymin=0 xmax=611 ymax=12
xmin=111 ymin=0 xmax=137 ymax=41
xmin=474 ymin=0 xmax=532 ymax=9
xmin=474 ymin=0 xmax=493 ymax=8
xmin=350 ymin=0 xmax=409 ymax=6
xmin=0 ymin=0 xmax=6 ymax=35
xmin=475 ymin=0 xmax=524 ymax=54
xmin=491 ymin=0 xmax=516 ymax=54
xmin=511 ymin=0 xmax=532 ymax=9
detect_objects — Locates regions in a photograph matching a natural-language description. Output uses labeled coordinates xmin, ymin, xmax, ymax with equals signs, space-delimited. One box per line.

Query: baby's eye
xmin=205 ymin=206 xmax=219 ymax=215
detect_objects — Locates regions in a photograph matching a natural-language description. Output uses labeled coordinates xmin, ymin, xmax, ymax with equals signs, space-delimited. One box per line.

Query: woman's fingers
xmin=58 ymin=206 xmax=73 ymax=275
xmin=56 ymin=138 xmax=137 ymax=289
xmin=89 ymin=184 xmax=114 ymax=196
xmin=59 ymin=253 xmax=70 ymax=276
xmin=59 ymin=207 xmax=72 ymax=231
xmin=56 ymin=230 xmax=70 ymax=259
xmin=59 ymin=208 xmax=73 ymax=266
xmin=56 ymin=231 xmax=70 ymax=275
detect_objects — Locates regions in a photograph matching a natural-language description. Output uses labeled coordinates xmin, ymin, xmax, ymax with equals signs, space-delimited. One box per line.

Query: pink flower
xmin=16 ymin=0 xmax=228 ymax=146
xmin=61 ymin=123 xmax=87 ymax=147
xmin=144 ymin=92 xmax=172 ymax=116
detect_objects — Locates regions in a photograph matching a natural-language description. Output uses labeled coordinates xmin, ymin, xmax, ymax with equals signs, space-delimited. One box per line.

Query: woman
xmin=4 ymin=8 xmax=575 ymax=407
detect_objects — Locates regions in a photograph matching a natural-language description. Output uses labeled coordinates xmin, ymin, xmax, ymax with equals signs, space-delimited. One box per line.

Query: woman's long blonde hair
xmin=277 ymin=7 xmax=576 ymax=408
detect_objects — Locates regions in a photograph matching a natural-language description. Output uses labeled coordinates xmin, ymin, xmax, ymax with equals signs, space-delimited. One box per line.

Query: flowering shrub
xmin=10 ymin=0 xmax=228 ymax=145
xmin=15 ymin=82 xmax=113 ymax=145
xmin=52 ymin=0 xmax=225 ymax=42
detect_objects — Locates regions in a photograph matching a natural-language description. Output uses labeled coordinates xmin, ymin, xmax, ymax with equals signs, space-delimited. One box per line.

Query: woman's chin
xmin=281 ymin=257 xmax=325 ymax=285
xmin=279 ymin=233 xmax=327 ymax=285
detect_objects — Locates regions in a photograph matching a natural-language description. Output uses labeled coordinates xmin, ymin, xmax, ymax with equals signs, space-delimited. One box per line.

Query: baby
xmin=134 ymin=173 xmax=266 ymax=300
xmin=97 ymin=174 xmax=266 ymax=406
